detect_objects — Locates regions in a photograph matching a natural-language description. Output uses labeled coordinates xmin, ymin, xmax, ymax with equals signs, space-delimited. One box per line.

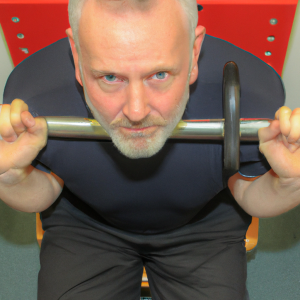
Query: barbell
xmin=42 ymin=117 xmax=270 ymax=141
xmin=37 ymin=62 xmax=270 ymax=179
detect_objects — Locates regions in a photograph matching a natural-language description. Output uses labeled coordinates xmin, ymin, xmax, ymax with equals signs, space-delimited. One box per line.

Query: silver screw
xmin=19 ymin=48 xmax=29 ymax=54
xmin=12 ymin=17 xmax=20 ymax=23
xmin=17 ymin=33 xmax=24 ymax=39
xmin=267 ymin=36 xmax=275 ymax=42
xmin=270 ymin=18 xmax=278 ymax=25
xmin=265 ymin=51 xmax=272 ymax=56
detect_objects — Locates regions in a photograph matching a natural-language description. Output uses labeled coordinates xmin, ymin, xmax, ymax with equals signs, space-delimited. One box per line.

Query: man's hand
xmin=0 ymin=99 xmax=62 ymax=213
xmin=259 ymin=106 xmax=300 ymax=180
xmin=229 ymin=106 xmax=300 ymax=218
xmin=0 ymin=99 xmax=47 ymax=181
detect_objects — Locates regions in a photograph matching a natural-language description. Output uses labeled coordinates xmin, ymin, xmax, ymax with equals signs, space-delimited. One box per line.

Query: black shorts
xmin=38 ymin=188 xmax=251 ymax=300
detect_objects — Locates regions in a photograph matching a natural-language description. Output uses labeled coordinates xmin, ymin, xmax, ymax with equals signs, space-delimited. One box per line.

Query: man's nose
xmin=122 ymin=81 xmax=151 ymax=122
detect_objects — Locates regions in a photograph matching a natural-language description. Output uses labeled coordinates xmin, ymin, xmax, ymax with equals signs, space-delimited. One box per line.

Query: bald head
xmin=68 ymin=0 xmax=198 ymax=53
xmin=78 ymin=0 xmax=190 ymax=74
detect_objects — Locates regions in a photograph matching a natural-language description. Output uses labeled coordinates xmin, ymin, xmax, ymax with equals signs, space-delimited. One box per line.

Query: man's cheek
xmin=154 ymin=97 xmax=181 ymax=118
xmin=89 ymin=94 xmax=123 ymax=120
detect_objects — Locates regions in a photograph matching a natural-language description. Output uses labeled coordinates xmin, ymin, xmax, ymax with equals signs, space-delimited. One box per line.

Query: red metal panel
xmin=0 ymin=1 xmax=69 ymax=66
xmin=198 ymin=0 xmax=297 ymax=4
xmin=198 ymin=1 xmax=298 ymax=74
xmin=0 ymin=0 xmax=298 ymax=75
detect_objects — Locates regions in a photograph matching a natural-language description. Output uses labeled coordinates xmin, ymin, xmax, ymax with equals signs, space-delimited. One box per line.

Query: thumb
xmin=258 ymin=120 xmax=281 ymax=143
xmin=20 ymin=110 xmax=35 ymax=129
xmin=20 ymin=112 xmax=48 ymax=141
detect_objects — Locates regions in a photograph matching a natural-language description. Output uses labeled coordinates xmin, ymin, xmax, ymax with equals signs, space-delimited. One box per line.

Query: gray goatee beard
xmin=82 ymin=81 xmax=189 ymax=159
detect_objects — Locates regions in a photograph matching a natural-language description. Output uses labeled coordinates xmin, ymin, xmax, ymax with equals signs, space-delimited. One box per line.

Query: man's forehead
xmin=80 ymin=0 xmax=188 ymax=45
xmin=82 ymin=0 xmax=185 ymax=22
xmin=78 ymin=0 xmax=190 ymax=72
xmin=94 ymin=0 xmax=157 ymax=11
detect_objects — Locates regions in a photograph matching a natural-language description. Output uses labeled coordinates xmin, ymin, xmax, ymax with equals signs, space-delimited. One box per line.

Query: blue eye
xmin=155 ymin=72 xmax=166 ymax=80
xmin=104 ymin=75 xmax=117 ymax=82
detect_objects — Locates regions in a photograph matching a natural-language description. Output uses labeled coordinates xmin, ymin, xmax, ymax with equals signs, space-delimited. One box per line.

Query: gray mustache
xmin=110 ymin=117 xmax=167 ymax=129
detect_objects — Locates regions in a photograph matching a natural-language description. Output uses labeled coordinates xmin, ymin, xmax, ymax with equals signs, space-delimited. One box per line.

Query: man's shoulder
xmin=186 ymin=35 xmax=285 ymax=120
xmin=3 ymin=38 xmax=88 ymax=117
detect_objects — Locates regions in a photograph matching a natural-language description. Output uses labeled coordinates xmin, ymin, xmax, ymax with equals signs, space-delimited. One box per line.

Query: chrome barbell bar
xmin=40 ymin=116 xmax=271 ymax=141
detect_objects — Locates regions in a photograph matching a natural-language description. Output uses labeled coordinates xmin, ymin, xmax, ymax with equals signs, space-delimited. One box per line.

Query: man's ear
xmin=189 ymin=25 xmax=206 ymax=85
xmin=66 ymin=28 xmax=83 ymax=87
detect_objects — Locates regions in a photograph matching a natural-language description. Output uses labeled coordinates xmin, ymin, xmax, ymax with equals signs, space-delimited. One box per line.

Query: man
xmin=1 ymin=0 xmax=300 ymax=299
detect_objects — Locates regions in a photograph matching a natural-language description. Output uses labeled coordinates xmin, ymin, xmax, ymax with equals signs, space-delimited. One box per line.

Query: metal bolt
xmin=270 ymin=18 xmax=278 ymax=25
xmin=197 ymin=4 xmax=203 ymax=11
xmin=265 ymin=51 xmax=272 ymax=56
xmin=19 ymin=48 xmax=29 ymax=54
xmin=267 ymin=36 xmax=275 ymax=42
xmin=12 ymin=17 xmax=20 ymax=23
xmin=17 ymin=33 xmax=24 ymax=39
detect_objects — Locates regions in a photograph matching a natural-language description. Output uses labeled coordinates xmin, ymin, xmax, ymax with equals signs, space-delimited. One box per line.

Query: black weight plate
xmin=223 ymin=61 xmax=240 ymax=183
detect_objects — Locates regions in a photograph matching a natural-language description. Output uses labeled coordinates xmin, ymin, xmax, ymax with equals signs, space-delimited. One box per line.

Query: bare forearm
xmin=230 ymin=170 xmax=300 ymax=218
xmin=0 ymin=166 xmax=63 ymax=213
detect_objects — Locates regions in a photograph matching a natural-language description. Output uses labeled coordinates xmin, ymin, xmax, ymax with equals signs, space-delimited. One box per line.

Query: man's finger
xmin=0 ymin=104 xmax=18 ymax=142
xmin=276 ymin=106 xmax=292 ymax=137
xmin=21 ymin=113 xmax=48 ymax=147
xmin=0 ymin=105 xmax=2 ymax=140
xmin=10 ymin=99 xmax=31 ymax=136
xmin=287 ymin=108 xmax=300 ymax=143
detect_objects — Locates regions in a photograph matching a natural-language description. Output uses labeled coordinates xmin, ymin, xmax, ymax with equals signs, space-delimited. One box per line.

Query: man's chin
xmin=110 ymin=132 xmax=168 ymax=159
